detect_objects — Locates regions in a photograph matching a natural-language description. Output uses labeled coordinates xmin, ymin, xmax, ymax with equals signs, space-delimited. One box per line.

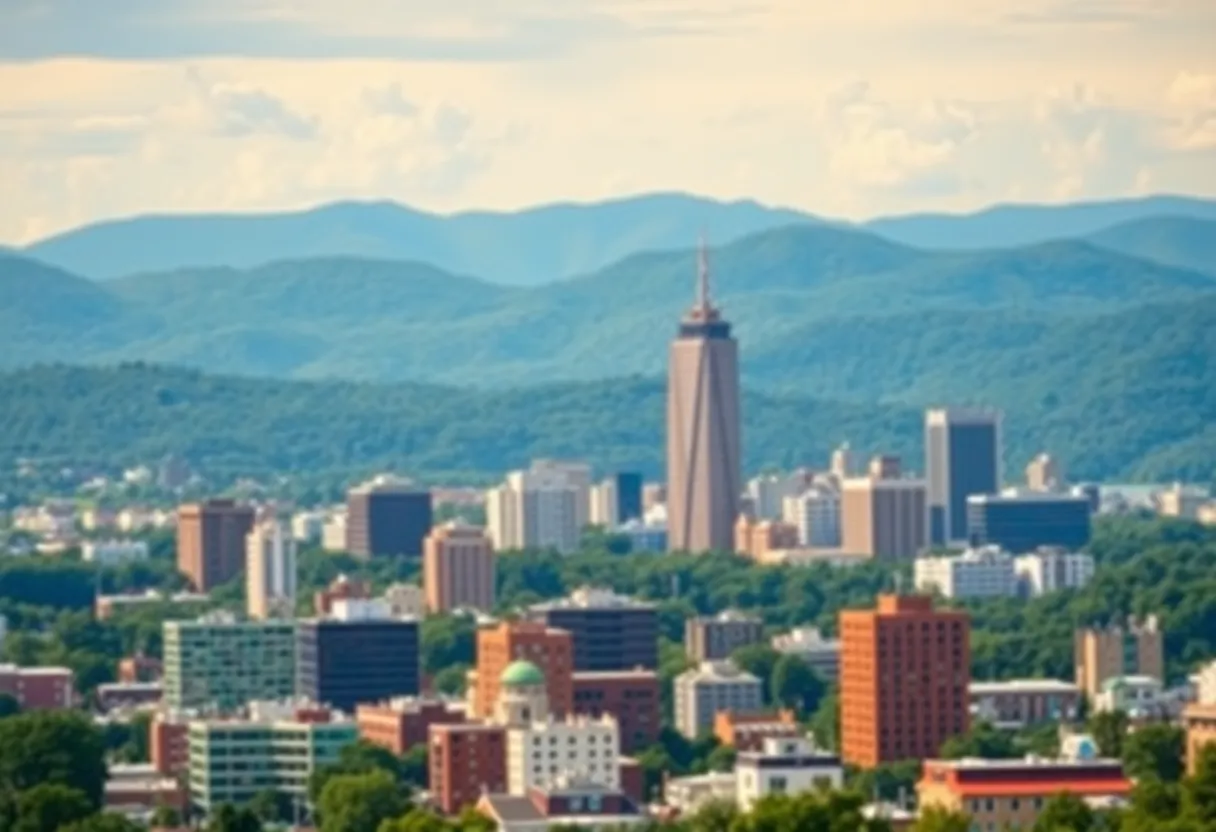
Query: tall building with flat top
xmin=346 ymin=474 xmax=433 ymax=559
xmin=177 ymin=499 xmax=255 ymax=591
xmin=926 ymin=409 xmax=1002 ymax=546
xmin=666 ymin=240 xmax=742 ymax=553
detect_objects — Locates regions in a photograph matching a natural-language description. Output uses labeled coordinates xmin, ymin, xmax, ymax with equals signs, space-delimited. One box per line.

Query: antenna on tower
xmin=696 ymin=234 xmax=711 ymax=309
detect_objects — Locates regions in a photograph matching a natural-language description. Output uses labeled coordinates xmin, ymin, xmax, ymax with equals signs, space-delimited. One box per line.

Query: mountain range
xmin=18 ymin=192 xmax=1216 ymax=286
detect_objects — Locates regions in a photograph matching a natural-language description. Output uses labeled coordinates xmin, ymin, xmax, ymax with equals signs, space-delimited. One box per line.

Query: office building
xmin=1026 ymin=453 xmax=1064 ymax=492
xmin=297 ymin=599 xmax=421 ymax=712
xmin=1014 ymin=547 xmax=1095 ymax=596
xmin=684 ymin=610 xmax=764 ymax=662
xmin=186 ymin=700 xmax=357 ymax=813
xmin=572 ymin=670 xmax=660 ymax=754
xmin=736 ymin=737 xmax=844 ymax=811
xmin=914 ymin=546 xmax=1018 ymax=600
xmin=528 ymin=587 xmax=658 ymax=672
xmin=1074 ymin=616 xmax=1164 ymax=699
xmin=424 ymin=520 xmax=496 ymax=613
xmin=163 ymin=613 xmax=296 ymax=710
xmin=176 ymin=499 xmax=256 ymax=591
xmin=0 ymin=664 xmax=74 ymax=709
xmin=841 ymin=476 xmax=927 ymax=560
xmin=589 ymin=472 xmax=643 ymax=527
xmin=770 ymin=627 xmax=841 ymax=682
xmin=840 ymin=595 xmax=970 ymax=768
xmin=472 ymin=620 xmax=574 ymax=719
xmin=969 ymin=680 xmax=1081 ymax=729
xmin=81 ymin=539 xmax=149 ymax=566
xmin=486 ymin=468 xmax=581 ymax=554
xmin=925 ymin=408 xmax=1002 ymax=546
xmin=967 ymin=491 xmax=1092 ymax=553
xmin=783 ymin=485 xmax=842 ymax=548
xmin=430 ymin=722 xmax=508 ymax=815
xmin=346 ymin=475 xmax=432 ymax=559
xmin=246 ymin=517 xmax=297 ymax=620
xmin=918 ymin=737 xmax=1130 ymax=830
xmin=673 ymin=660 xmax=764 ymax=739
xmin=734 ymin=516 xmax=800 ymax=560
xmin=666 ymin=241 xmax=742 ymax=553
xmin=357 ymin=697 xmax=467 ymax=755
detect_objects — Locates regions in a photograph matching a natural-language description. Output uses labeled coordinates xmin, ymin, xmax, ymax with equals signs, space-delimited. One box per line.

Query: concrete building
xmin=246 ymin=518 xmax=297 ymax=620
xmin=917 ymin=738 xmax=1131 ymax=830
xmin=673 ymin=661 xmax=764 ymax=739
xmin=1193 ymin=660 xmax=1216 ymax=706
xmin=914 ymin=546 xmax=1018 ymax=600
xmin=616 ymin=519 xmax=668 ymax=553
xmin=572 ymin=670 xmax=660 ymax=754
xmin=734 ymin=516 xmax=800 ymax=560
xmin=321 ymin=511 xmax=347 ymax=552
xmin=782 ymin=485 xmax=842 ymax=548
xmin=684 ymin=610 xmax=764 ymax=662
xmin=1014 ymin=547 xmax=1096 ymax=596
xmin=925 ymin=408 xmax=1002 ymax=547
xmin=969 ymin=680 xmax=1082 ymax=729
xmin=1183 ymin=703 xmax=1216 ymax=775
xmin=186 ymin=700 xmax=357 ymax=813
xmin=430 ymin=722 xmax=508 ymax=815
xmin=714 ymin=709 xmax=801 ymax=751
xmin=472 ymin=620 xmax=574 ymax=720
xmin=356 ymin=696 xmax=466 ymax=755
xmin=486 ymin=468 xmax=582 ymax=555
xmin=176 ymin=499 xmax=255 ymax=591
xmin=1093 ymin=675 xmax=1169 ymax=719
xmin=746 ymin=472 xmax=811 ymax=521
xmin=528 ymin=587 xmax=658 ymax=672
xmin=95 ymin=590 xmax=209 ymax=621
xmin=1026 ymin=453 xmax=1064 ymax=492
xmin=105 ymin=763 xmax=188 ymax=818
xmin=1156 ymin=483 xmax=1210 ymax=519
xmin=296 ymin=599 xmax=421 ymax=713
xmin=967 ymin=490 xmax=1092 ymax=553
xmin=770 ymin=627 xmax=841 ymax=682
xmin=424 ymin=520 xmax=496 ymax=613
xmin=589 ymin=472 xmax=643 ymax=527
xmin=290 ymin=510 xmax=326 ymax=544
xmin=163 ymin=613 xmax=296 ymax=710
xmin=736 ymin=737 xmax=844 ymax=812
xmin=840 ymin=595 xmax=970 ymax=768
xmin=1074 ymin=616 xmax=1164 ymax=700
xmin=666 ymin=241 xmax=742 ymax=553
xmin=841 ymin=476 xmax=927 ymax=560
xmin=81 ymin=539 xmax=149 ymax=566
xmin=346 ymin=474 xmax=433 ymax=559
xmin=382 ymin=582 xmax=427 ymax=619
xmin=0 ymin=664 xmax=74 ymax=709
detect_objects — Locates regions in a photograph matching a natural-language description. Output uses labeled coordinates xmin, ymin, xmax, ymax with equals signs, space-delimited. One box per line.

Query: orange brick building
xmin=429 ymin=723 xmax=507 ymax=815
xmin=470 ymin=621 xmax=573 ymax=719
xmin=714 ymin=709 xmax=801 ymax=751
xmin=839 ymin=594 xmax=970 ymax=768
xmin=357 ymin=697 xmax=466 ymax=755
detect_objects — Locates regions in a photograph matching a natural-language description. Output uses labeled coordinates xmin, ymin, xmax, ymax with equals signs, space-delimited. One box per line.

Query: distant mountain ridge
xmin=19 ymin=192 xmax=1216 ymax=285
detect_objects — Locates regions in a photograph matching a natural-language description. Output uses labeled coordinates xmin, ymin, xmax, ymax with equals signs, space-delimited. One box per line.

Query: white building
xmin=246 ymin=519 xmax=297 ymax=620
xmin=486 ymin=467 xmax=582 ymax=554
xmin=770 ymin=627 xmax=841 ymax=681
xmin=1094 ymin=675 xmax=1168 ymax=718
xmin=663 ymin=772 xmax=737 ymax=814
xmin=673 ymin=661 xmax=764 ymax=739
xmin=782 ymin=485 xmax=842 ymax=548
xmin=381 ymin=583 xmax=426 ymax=618
xmin=496 ymin=660 xmax=619 ymax=795
xmin=1014 ymin=547 xmax=1095 ymax=596
xmin=321 ymin=511 xmax=348 ymax=552
xmin=736 ymin=736 xmax=844 ymax=811
xmin=747 ymin=473 xmax=811 ymax=521
xmin=1192 ymin=660 xmax=1216 ymax=706
xmin=81 ymin=539 xmax=149 ymax=566
xmin=290 ymin=510 xmax=326 ymax=544
xmin=914 ymin=545 xmax=1017 ymax=599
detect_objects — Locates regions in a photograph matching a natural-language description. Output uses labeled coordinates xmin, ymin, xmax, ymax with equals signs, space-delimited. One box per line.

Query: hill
xmin=865 ymin=194 xmax=1216 ymax=251
xmin=1086 ymin=216 xmax=1216 ymax=276
xmin=0 ymin=362 xmax=1210 ymax=486
xmin=23 ymin=193 xmax=814 ymax=286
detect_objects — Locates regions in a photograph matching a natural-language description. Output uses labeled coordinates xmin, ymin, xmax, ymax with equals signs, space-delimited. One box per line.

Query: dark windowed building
xmin=346 ymin=474 xmax=433 ymax=559
xmin=297 ymin=599 xmax=420 ymax=712
xmin=925 ymin=409 xmax=1002 ymax=547
xmin=966 ymin=491 xmax=1092 ymax=553
xmin=527 ymin=587 xmax=658 ymax=671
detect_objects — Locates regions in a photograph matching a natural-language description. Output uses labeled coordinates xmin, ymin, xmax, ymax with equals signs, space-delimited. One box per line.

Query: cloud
xmin=1165 ymin=72 xmax=1216 ymax=151
xmin=179 ymin=68 xmax=318 ymax=140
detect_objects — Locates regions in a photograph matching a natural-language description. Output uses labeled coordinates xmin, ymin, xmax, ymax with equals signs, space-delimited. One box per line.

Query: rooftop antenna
xmin=696 ymin=234 xmax=711 ymax=310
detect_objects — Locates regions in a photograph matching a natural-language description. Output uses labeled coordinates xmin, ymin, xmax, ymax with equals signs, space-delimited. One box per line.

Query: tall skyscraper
xmin=925 ymin=408 xmax=1002 ymax=547
xmin=177 ymin=499 xmax=256 ymax=591
xmin=246 ymin=517 xmax=297 ymax=620
xmin=666 ymin=241 xmax=742 ymax=553
xmin=345 ymin=475 xmax=433 ymax=559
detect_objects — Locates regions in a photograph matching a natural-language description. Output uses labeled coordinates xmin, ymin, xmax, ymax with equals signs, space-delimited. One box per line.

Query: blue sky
xmin=1 ymin=0 xmax=1214 ymax=242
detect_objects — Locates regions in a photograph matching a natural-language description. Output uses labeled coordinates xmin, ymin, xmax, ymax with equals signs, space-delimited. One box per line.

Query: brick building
xmin=571 ymin=670 xmax=660 ymax=753
xmin=357 ymin=697 xmax=466 ymax=755
xmin=471 ymin=621 xmax=574 ymax=719
xmin=430 ymin=723 xmax=507 ymax=815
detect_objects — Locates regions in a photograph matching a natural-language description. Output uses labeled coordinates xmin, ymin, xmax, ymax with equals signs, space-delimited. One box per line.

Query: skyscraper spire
xmin=696 ymin=234 xmax=711 ymax=310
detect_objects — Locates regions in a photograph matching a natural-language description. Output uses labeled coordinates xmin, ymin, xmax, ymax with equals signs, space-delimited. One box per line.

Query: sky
xmin=2 ymin=0 xmax=1215 ymax=244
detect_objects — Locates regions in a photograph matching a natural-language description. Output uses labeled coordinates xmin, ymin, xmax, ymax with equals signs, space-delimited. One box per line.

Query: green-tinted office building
xmin=163 ymin=613 xmax=296 ymax=710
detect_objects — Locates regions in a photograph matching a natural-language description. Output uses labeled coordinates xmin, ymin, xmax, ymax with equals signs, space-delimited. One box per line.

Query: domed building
xmin=496 ymin=660 xmax=550 ymax=726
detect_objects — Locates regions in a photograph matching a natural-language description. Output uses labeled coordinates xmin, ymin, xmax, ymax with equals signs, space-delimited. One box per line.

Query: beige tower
xmin=666 ymin=240 xmax=742 ymax=553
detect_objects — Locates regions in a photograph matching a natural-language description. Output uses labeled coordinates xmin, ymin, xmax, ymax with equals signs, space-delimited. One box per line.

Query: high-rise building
xmin=925 ymin=409 xmax=1002 ymax=546
xmin=572 ymin=670 xmax=661 ymax=754
xmin=423 ymin=520 xmax=495 ymax=613
xmin=666 ymin=241 xmax=742 ymax=553
xmin=685 ymin=610 xmax=764 ymax=662
xmin=839 ymin=595 xmax=970 ymax=768
xmin=966 ymin=491 xmax=1092 ymax=553
xmin=163 ymin=612 xmax=296 ymax=710
xmin=528 ymin=587 xmax=659 ymax=672
xmin=296 ymin=599 xmax=421 ymax=713
xmin=485 ymin=468 xmax=581 ymax=554
xmin=674 ymin=660 xmax=764 ymax=739
xmin=841 ymin=477 xmax=927 ymax=560
xmin=1074 ymin=616 xmax=1164 ymax=700
xmin=345 ymin=475 xmax=433 ymax=559
xmin=430 ymin=723 xmax=507 ymax=815
xmin=246 ymin=518 xmax=297 ymax=620
xmin=1025 ymin=453 xmax=1064 ymax=492
xmin=472 ymin=620 xmax=575 ymax=719
xmin=177 ymin=499 xmax=256 ymax=591
xmin=589 ymin=472 xmax=644 ymax=527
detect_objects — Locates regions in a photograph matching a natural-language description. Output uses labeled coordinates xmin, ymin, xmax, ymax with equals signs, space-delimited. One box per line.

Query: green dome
xmin=501 ymin=660 xmax=545 ymax=687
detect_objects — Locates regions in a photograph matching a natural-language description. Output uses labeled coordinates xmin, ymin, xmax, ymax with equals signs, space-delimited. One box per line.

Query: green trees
xmin=770 ymin=653 xmax=826 ymax=714
xmin=939 ymin=722 xmax=1019 ymax=760
xmin=1032 ymin=793 xmax=1096 ymax=832
xmin=203 ymin=805 xmax=262 ymax=832
xmin=1122 ymin=723 xmax=1185 ymax=783
xmin=1089 ymin=711 xmax=1130 ymax=759
xmin=317 ymin=770 xmax=410 ymax=832
xmin=911 ymin=808 xmax=971 ymax=832
xmin=11 ymin=784 xmax=94 ymax=832
xmin=0 ymin=710 xmax=107 ymax=807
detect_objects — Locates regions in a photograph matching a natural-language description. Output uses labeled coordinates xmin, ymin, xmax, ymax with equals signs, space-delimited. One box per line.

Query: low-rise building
xmin=673 ymin=661 xmax=764 ymax=739
xmin=914 ymin=546 xmax=1017 ymax=599
xmin=95 ymin=590 xmax=210 ymax=621
xmin=105 ymin=763 xmax=188 ymax=818
xmin=96 ymin=682 xmax=163 ymax=712
xmin=770 ymin=627 xmax=841 ymax=681
xmin=615 ymin=519 xmax=667 ymax=553
xmin=82 ymin=539 xmax=149 ymax=565
xmin=736 ymin=736 xmax=844 ymax=812
xmin=714 ymin=710 xmax=800 ymax=751
xmin=1183 ymin=704 xmax=1216 ymax=775
xmin=684 ymin=610 xmax=764 ymax=662
xmin=969 ymin=680 xmax=1081 ymax=729
xmin=1014 ymin=547 xmax=1095 ymax=596
xmin=572 ymin=670 xmax=660 ymax=754
xmin=476 ymin=781 xmax=646 ymax=832
xmin=1093 ymin=675 xmax=1170 ymax=719
xmin=0 ymin=664 xmax=74 ymax=709
xmin=356 ymin=697 xmax=466 ymax=755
